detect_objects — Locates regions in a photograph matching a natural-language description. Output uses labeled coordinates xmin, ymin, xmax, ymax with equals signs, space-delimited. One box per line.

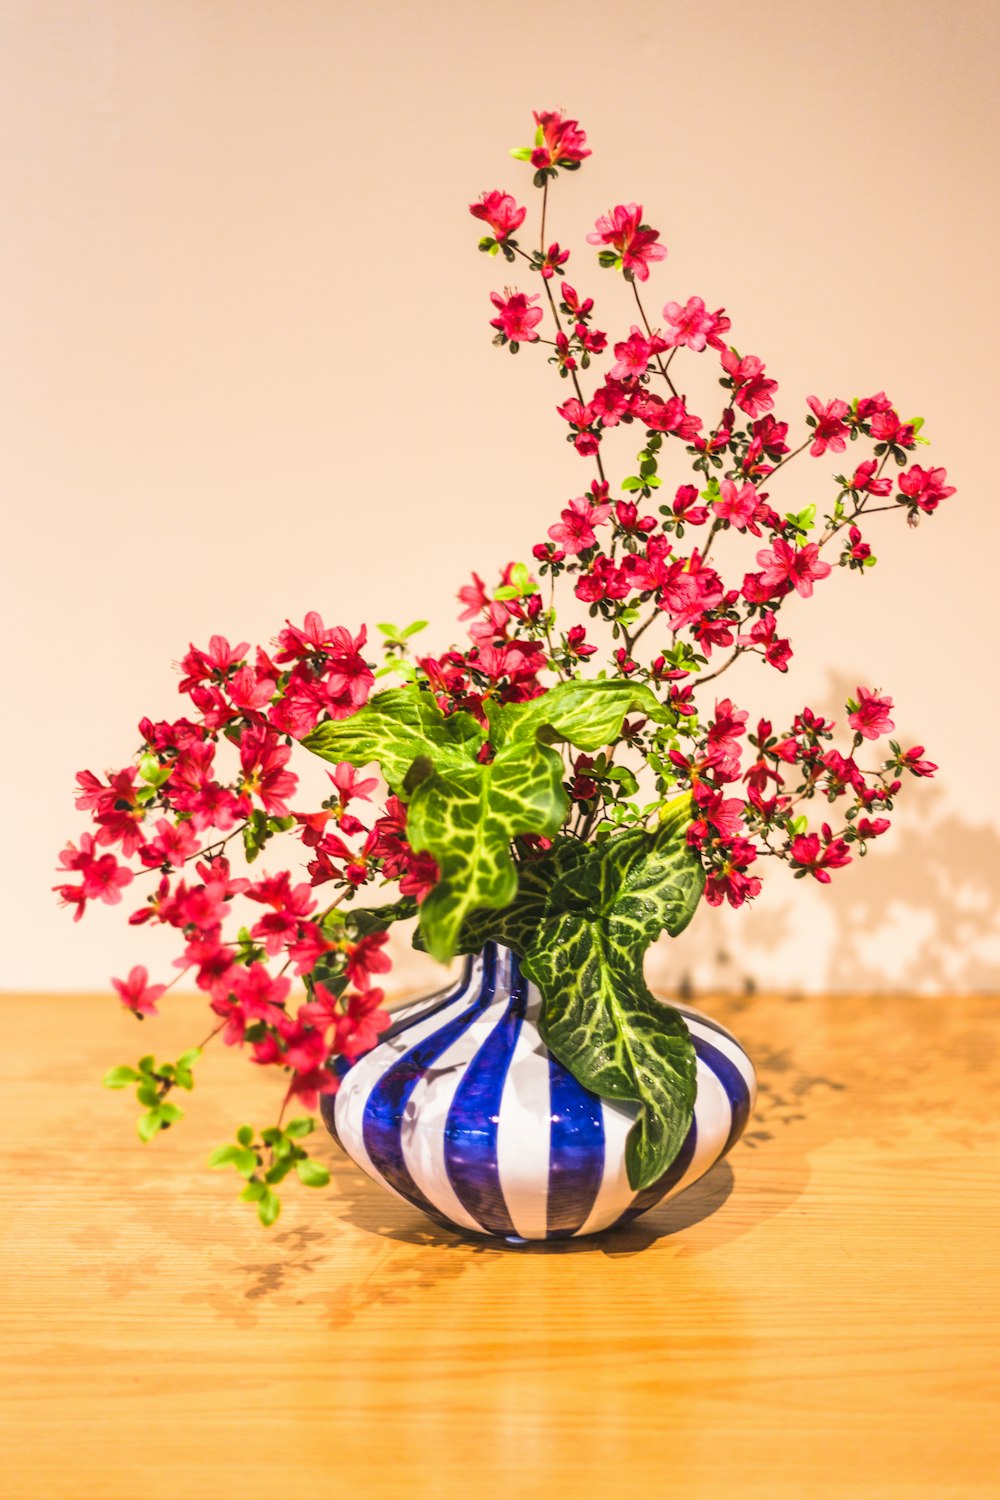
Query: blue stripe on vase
xmin=675 ymin=1005 xmax=741 ymax=1044
xmin=617 ymin=1119 xmax=699 ymax=1225
xmin=443 ymin=952 xmax=529 ymax=1238
xmin=360 ymin=946 xmax=499 ymax=1221
xmin=546 ymin=1059 xmax=605 ymax=1239
xmin=320 ymin=966 xmax=475 ymax=1149
xmin=692 ymin=1035 xmax=753 ymax=1158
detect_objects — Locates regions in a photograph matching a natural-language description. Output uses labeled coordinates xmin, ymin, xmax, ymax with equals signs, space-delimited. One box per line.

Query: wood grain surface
xmin=3 ymin=987 xmax=998 ymax=1500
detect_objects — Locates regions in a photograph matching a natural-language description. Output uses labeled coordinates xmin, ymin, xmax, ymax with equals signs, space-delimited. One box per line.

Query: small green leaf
xmin=103 ymin=1066 xmax=140 ymax=1089
xmin=241 ymin=1179 xmax=266 ymax=1202
xmin=257 ymin=1189 xmax=281 ymax=1227
xmin=284 ymin=1117 xmax=316 ymax=1139
xmin=236 ymin=1125 xmax=254 ymax=1147
xmin=137 ymin=1110 xmax=164 ymax=1142
xmin=295 ymin=1158 xmax=331 ymax=1188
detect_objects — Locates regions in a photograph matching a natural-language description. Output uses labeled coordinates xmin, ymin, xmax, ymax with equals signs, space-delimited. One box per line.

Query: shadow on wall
xmin=657 ymin=671 xmax=1000 ymax=996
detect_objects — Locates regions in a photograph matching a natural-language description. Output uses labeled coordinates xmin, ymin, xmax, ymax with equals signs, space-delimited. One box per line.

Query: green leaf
xmin=138 ymin=754 xmax=172 ymax=788
xmin=208 ymin=1144 xmax=257 ymax=1176
xmin=493 ymin=679 xmax=665 ymax=753
xmin=241 ymin=1179 xmax=266 ymax=1202
xmin=137 ymin=1110 xmax=164 ymax=1142
xmin=406 ymin=742 xmax=565 ymax=961
xmin=257 ymin=1188 xmax=281 ymax=1227
xmin=304 ymin=682 xmax=666 ymax=964
xmin=236 ymin=1125 xmax=254 ymax=1148
xmin=295 ymin=1157 xmax=331 ymax=1187
xmin=265 ymin=1157 xmax=296 ymax=1185
xmin=103 ymin=1066 xmax=140 ymax=1089
xmin=347 ymin=897 xmax=417 ymax=936
xmin=303 ymin=687 xmax=481 ymax=790
xmin=284 ymin=1117 xmax=316 ymax=1139
xmin=437 ymin=799 xmax=704 ymax=1189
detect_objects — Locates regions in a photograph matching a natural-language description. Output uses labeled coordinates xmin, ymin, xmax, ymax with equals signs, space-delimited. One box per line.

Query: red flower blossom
xmin=848 ymin=688 xmax=894 ymax=741
xmin=661 ymin=296 xmax=716 ymax=352
xmin=790 ymin=825 xmax=852 ymax=883
xmin=529 ymin=109 xmax=590 ymax=170
xmin=609 ymin=326 xmax=667 ymax=381
xmin=806 ymin=396 xmax=850 ymax=457
xmin=112 ymin=966 xmax=167 ymax=1018
xmin=490 ymin=290 xmax=543 ymax=344
xmin=587 ymin=204 xmax=667 ymax=282
xmin=738 ymin=612 xmax=793 ymax=672
xmin=470 ymin=191 xmax=526 ymax=242
xmin=848 ymin=459 xmax=892 ymax=498
xmin=756 ymin=538 xmax=832 ymax=599
xmin=897 ymin=465 xmax=956 ymax=514
xmin=547 ymin=493 xmax=612 ymax=555
xmin=239 ymin=727 xmax=297 ymax=816
xmin=720 ymin=349 xmax=778 ymax=417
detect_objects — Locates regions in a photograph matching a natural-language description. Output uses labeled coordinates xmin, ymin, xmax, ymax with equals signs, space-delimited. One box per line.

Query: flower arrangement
xmin=58 ymin=109 xmax=952 ymax=1228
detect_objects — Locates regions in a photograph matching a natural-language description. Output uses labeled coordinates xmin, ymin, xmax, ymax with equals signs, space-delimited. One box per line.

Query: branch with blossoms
xmin=58 ymin=109 xmax=952 ymax=1220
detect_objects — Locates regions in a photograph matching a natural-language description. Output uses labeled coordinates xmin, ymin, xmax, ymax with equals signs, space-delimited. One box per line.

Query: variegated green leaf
xmin=437 ymin=799 xmax=705 ymax=1187
xmin=406 ymin=742 xmax=565 ymax=962
xmin=528 ymin=919 xmax=697 ymax=1190
xmin=302 ymin=689 xmax=480 ymax=791
xmin=488 ymin=679 xmax=665 ymax=752
xmin=301 ymin=683 xmax=669 ymax=963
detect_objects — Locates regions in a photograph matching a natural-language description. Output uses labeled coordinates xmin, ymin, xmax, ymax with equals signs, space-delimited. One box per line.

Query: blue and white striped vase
xmin=320 ymin=941 xmax=756 ymax=1241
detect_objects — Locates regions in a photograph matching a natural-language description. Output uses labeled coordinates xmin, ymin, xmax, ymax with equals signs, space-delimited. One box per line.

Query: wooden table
xmin=3 ymin=989 xmax=998 ymax=1499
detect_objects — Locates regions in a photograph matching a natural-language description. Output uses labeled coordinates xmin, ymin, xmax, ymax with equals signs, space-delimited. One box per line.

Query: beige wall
xmin=3 ymin=0 xmax=997 ymax=993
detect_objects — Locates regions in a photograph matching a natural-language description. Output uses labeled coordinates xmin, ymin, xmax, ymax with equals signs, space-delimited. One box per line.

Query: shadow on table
xmin=325 ymin=1156 xmax=737 ymax=1258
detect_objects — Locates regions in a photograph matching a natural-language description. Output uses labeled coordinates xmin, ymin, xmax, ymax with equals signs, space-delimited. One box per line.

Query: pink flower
xmin=178 ymin=635 xmax=249 ymax=692
xmin=738 ymin=612 xmax=792 ymax=672
xmin=806 ymin=396 xmax=850 ymax=456
xmin=139 ymin=817 xmax=200 ymax=870
xmin=790 ymin=825 xmax=852 ymax=884
xmin=470 ymin=191 xmax=526 ymax=242
xmin=229 ymin=663 xmax=277 ymax=713
xmin=661 ymin=296 xmax=716 ymax=352
xmin=587 ymin=204 xmax=667 ymax=282
xmin=720 ymin=350 xmax=778 ymax=417
xmin=869 ymin=409 xmax=916 ymax=447
xmin=490 ymin=290 xmax=543 ymax=344
xmin=547 ymin=494 xmax=613 ymax=555
xmin=556 ymin=396 xmax=596 ymax=431
xmin=457 ymin=572 xmax=489 ymax=621
xmin=898 ymin=465 xmax=956 ymax=514
xmin=756 ymin=538 xmax=832 ymax=598
xmin=112 ymin=966 xmax=166 ymax=1018
xmin=848 ymin=687 xmax=894 ymax=741
xmin=848 ymin=459 xmax=893 ymax=498
xmin=239 ymin=726 xmax=297 ymax=815
xmin=530 ymin=109 xmax=590 ymax=169
xmin=713 ymin=479 xmax=759 ymax=532
xmin=588 ymin=380 xmax=632 ymax=428
xmin=900 ymin=746 xmax=937 ymax=778
xmin=538 ymin=243 xmax=570 ymax=280
xmin=609 ymin=326 xmax=667 ymax=381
